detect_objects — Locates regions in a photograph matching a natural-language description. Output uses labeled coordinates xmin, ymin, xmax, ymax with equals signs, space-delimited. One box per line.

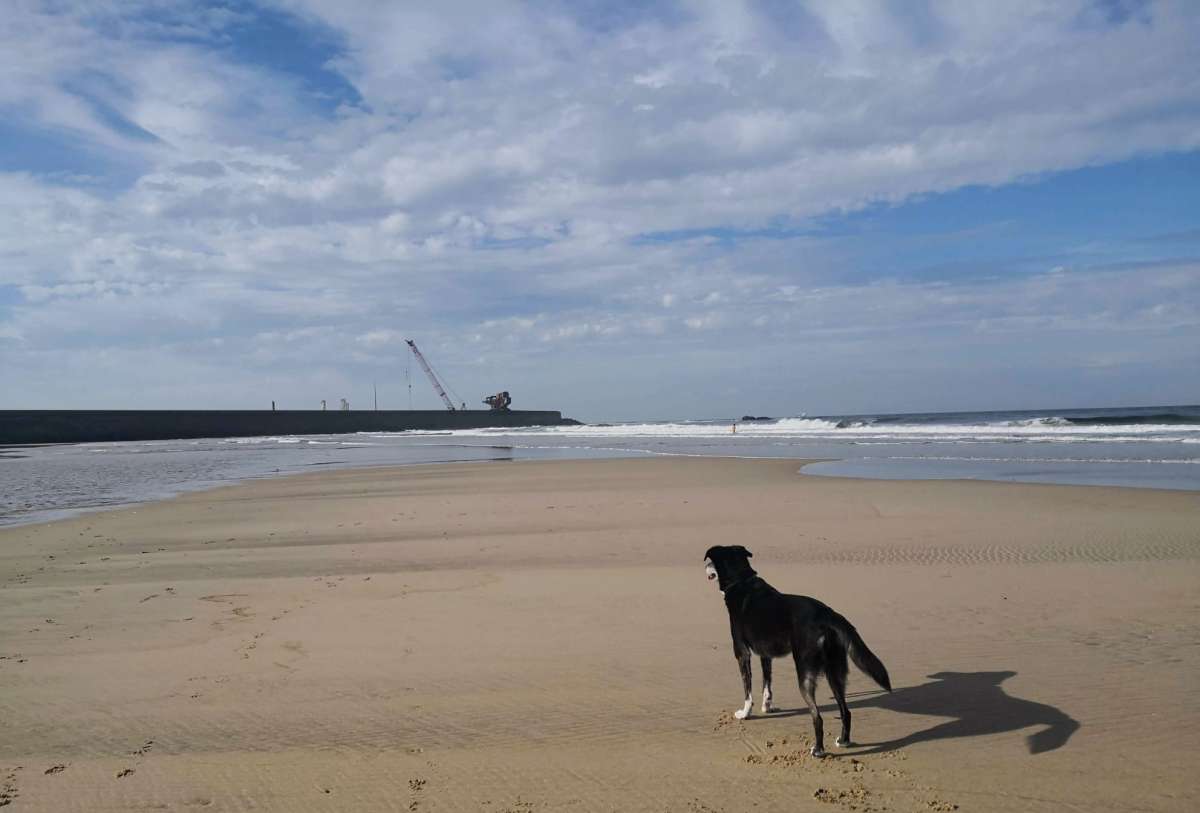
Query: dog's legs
xmin=734 ymin=647 xmax=753 ymax=719
xmin=827 ymin=654 xmax=852 ymax=747
xmin=760 ymin=656 xmax=774 ymax=714
xmin=794 ymin=659 xmax=825 ymax=757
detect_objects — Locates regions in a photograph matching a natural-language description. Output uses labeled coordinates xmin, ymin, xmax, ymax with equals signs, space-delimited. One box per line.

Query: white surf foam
xmin=406 ymin=418 xmax=1200 ymax=445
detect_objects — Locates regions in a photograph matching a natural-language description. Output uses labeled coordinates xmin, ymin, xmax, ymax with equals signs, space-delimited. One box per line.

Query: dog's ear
xmin=734 ymin=545 xmax=753 ymax=559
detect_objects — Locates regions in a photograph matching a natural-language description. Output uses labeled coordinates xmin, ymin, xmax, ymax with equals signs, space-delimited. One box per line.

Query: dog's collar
xmin=720 ymin=573 xmax=757 ymax=595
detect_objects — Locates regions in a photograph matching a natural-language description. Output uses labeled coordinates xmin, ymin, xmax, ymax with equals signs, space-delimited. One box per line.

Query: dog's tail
xmin=829 ymin=613 xmax=891 ymax=692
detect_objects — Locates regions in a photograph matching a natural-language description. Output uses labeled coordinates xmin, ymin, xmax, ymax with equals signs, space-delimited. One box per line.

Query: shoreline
xmin=0 ymin=452 xmax=530 ymax=531
xmin=5 ymin=443 xmax=1199 ymax=532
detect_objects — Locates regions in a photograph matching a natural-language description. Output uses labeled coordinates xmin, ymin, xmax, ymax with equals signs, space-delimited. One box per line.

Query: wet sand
xmin=1 ymin=457 xmax=1197 ymax=811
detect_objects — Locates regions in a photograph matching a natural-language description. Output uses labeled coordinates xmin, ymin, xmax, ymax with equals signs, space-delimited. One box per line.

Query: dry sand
xmin=1 ymin=457 xmax=1197 ymax=812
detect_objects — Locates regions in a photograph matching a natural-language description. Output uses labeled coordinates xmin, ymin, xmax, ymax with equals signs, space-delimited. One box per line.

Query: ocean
xmin=2 ymin=404 xmax=1197 ymax=527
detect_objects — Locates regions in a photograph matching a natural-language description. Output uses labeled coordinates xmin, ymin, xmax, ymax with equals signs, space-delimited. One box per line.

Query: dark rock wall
xmin=0 ymin=410 xmax=571 ymax=444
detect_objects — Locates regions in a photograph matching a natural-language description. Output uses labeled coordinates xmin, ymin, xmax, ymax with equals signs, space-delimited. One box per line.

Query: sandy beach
xmin=1 ymin=457 xmax=1197 ymax=812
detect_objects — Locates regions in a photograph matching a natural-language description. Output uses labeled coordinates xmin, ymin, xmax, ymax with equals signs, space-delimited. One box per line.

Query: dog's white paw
xmin=761 ymin=701 xmax=774 ymax=714
xmin=811 ymin=746 xmax=827 ymax=758
xmin=761 ymin=687 xmax=773 ymax=714
xmin=734 ymin=699 xmax=752 ymax=720
xmin=835 ymin=736 xmax=853 ymax=748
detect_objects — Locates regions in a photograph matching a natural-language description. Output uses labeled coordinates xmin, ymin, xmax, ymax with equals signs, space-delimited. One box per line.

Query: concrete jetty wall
xmin=0 ymin=409 xmax=573 ymax=445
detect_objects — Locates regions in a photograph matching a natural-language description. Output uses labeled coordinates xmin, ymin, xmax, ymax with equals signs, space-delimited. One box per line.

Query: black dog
xmin=704 ymin=545 xmax=892 ymax=757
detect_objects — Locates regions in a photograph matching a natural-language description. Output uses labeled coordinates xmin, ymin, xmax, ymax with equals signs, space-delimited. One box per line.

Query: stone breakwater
xmin=0 ymin=409 xmax=575 ymax=444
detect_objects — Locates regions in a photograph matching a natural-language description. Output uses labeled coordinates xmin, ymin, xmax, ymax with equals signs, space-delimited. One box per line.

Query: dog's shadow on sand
xmin=769 ymin=670 xmax=1080 ymax=755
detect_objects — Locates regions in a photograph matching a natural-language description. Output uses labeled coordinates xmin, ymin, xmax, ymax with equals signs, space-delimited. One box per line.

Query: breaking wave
xmin=395 ymin=406 xmax=1200 ymax=446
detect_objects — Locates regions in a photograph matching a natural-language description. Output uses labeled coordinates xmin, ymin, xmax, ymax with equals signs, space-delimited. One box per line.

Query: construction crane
xmin=405 ymin=339 xmax=457 ymax=411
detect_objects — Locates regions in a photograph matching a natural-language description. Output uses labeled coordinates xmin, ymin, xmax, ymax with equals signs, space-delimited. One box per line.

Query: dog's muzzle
xmin=704 ymin=560 xmax=717 ymax=581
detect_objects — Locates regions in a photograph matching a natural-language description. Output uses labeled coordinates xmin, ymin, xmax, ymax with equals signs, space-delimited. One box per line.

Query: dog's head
xmin=703 ymin=545 xmax=756 ymax=592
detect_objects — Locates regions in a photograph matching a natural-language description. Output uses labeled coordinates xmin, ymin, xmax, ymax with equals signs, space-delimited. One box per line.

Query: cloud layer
xmin=2 ymin=0 xmax=1198 ymax=418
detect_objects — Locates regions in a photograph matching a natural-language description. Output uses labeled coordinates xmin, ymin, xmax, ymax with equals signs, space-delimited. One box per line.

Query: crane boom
xmin=405 ymin=339 xmax=456 ymax=411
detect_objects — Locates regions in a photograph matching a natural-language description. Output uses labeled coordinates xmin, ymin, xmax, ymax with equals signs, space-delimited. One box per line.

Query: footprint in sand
xmin=2 ymin=767 xmax=20 ymax=806
xmin=238 ymin=632 xmax=265 ymax=659
xmin=812 ymin=785 xmax=874 ymax=808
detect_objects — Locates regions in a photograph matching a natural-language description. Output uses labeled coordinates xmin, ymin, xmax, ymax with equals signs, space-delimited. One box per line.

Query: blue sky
xmin=1 ymin=0 xmax=1198 ymax=420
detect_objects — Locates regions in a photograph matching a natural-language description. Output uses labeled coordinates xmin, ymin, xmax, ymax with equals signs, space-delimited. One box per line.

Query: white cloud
xmin=1 ymin=1 xmax=1198 ymax=416
xmin=355 ymin=329 xmax=404 ymax=349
